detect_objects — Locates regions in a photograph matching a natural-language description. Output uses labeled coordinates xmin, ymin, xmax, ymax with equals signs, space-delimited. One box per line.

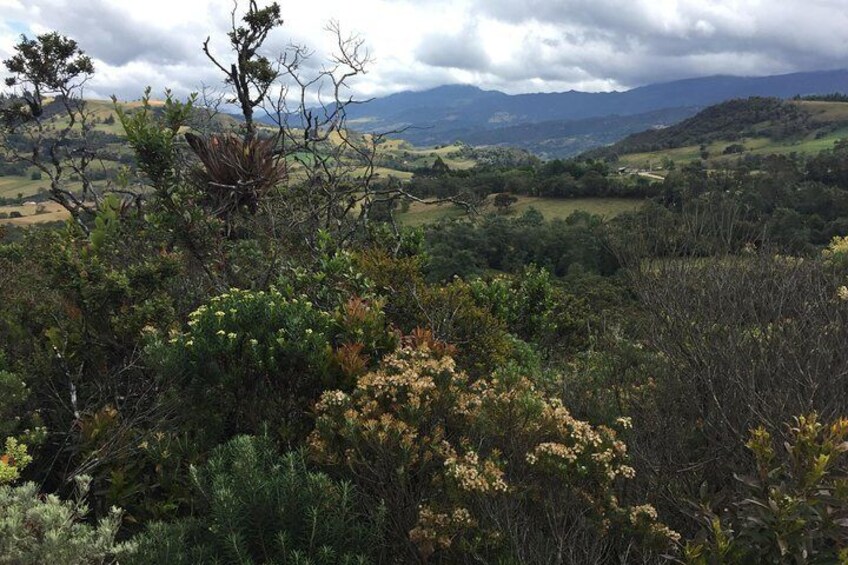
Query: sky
xmin=1 ymin=0 xmax=847 ymax=102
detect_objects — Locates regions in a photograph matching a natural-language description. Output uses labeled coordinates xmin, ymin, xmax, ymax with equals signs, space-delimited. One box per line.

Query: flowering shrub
xmin=310 ymin=341 xmax=678 ymax=561
xmin=355 ymin=250 xmax=517 ymax=376
xmin=155 ymin=287 xmax=397 ymax=450
xmin=155 ymin=288 xmax=338 ymax=448
xmin=686 ymin=414 xmax=848 ymax=564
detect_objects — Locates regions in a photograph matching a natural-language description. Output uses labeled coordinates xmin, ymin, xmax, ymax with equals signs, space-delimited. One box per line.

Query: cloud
xmin=0 ymin=0 xmax=846 ymax=101
xmin=416 ymin=24 xmax=490 ymax=71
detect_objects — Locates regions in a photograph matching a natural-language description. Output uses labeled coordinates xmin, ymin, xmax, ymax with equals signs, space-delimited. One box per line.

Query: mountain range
xmin=337 ymin=69 xmax=848 ymax=158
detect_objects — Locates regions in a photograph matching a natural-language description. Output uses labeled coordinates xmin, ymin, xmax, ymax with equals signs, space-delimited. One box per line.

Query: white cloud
xmin=0 ymin=0 xmax=846 ymax=101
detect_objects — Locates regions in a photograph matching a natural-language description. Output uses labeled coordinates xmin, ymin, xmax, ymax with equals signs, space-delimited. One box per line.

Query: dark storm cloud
xmin=4 ymin=0 xmax=848 ymax=98
xmin=464 ymin=0 xmax=848 ymax=88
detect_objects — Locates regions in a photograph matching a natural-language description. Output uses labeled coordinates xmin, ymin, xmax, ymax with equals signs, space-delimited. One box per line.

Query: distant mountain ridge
xmin=328 ymin=69 xmax=848 ymax=157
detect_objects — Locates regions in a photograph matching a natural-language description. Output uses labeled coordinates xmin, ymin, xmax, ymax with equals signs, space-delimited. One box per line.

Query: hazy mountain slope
xmin=331 ymin=70 xmax=848 ymax=155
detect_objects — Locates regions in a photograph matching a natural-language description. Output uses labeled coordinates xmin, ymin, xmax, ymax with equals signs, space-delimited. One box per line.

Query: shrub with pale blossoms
xmin=310 ymin=338 xmax=678 ymax=562
xmin=153 ymin=288 xmax=338 ymax=448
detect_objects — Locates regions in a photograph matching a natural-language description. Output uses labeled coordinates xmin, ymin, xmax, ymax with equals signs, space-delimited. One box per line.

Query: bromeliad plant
xmin=185 ymin=132 xmax=286 ymax=229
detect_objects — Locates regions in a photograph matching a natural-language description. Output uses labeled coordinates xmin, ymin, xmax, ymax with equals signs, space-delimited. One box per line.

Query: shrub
xmin=310 ymin=341 xmax=678 ymax=562
xmin=356 ymin=250 xmax=515 ymax=377
xmin=0 ymin=476 xmax=122 ymax=564
xmin=125 ymin=436 xmax=383 ymax=565
xmin=686 ymin=414 xmax=848 ymax=564
xmin=153 ymin=286 xmax=396 ymax=449
xmin=0 ymin=437 xmax=32 ymax=485
xmin=153 ymin=288 xmax=338 ymax=448
xmin=469 ymin=265 xmax=596 ymax=356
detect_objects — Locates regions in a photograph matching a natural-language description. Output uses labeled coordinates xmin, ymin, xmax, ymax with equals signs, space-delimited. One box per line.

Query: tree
xmin=188 ymin=1 xmax=475 ymax=253
xmin=202 ymin=1 xmax=282 ymax=140
xmin=0 ymin=33 xmax=121 ymax=228
xmin=493 ymin=192 xmax=518 ymax=212
xmin=1 ymin=33 xmax=99 ymax=224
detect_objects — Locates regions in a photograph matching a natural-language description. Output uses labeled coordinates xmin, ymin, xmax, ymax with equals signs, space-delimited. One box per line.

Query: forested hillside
xmin=3 ymin=3 xmax=848 ymax=565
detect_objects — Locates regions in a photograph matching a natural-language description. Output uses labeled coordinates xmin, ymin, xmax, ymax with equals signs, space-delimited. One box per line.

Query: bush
xmin=152 ymin=288 xmax=338 ymax=448
xmin=125 ymin=436 xmax=383 ymax=565
xmin=0 ymin=476 xmax=122 ymax=564
xmin=152 ymin=287 xmax=396 ymax=449
xmin=310 ymin=341 xmax=678 ymax=562
xmin=469 ymin=265 xmax=596 ymax=356
xmin=686 ymin=414 xmax=848 ymax=564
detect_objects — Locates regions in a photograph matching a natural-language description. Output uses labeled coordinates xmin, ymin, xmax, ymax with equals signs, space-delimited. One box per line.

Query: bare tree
xmin=193 ymin=2 xmax=476 ymax=253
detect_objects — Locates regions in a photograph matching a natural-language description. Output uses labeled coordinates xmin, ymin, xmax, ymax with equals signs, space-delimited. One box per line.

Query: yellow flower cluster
xmin=629 ymin=504 xmax=681 ymax=543
xmin=0 ymin=437 xmax=32 ymax=485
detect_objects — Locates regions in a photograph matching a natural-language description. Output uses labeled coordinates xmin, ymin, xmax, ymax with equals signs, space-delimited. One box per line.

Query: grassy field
xmin=616 ymin=100 xmax=848 ymax=171
xmin=797 ymin=100 xmax=848 ymax=123
xmin=398 ymin=196 xmax=642 ymax=227
xmin=0 ymin=201 xmax=69 ymax=226
xmin=377 ymin=139 xmax=477 ymax=170
xmin=0 ymin=176 xmax=50 ymax=199
xmin=619 ymin=128 xmax=848 ymax=170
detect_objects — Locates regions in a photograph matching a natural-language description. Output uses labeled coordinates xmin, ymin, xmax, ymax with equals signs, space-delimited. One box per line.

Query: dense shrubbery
xmin=686 ymin=414 xmax=848 ymax=564
xmin=310 ymin=341 xmax=678 ymax=562
xmin=152 ymin=287 xmax=396 ymax=449
xmin=0 ymin=476 xmax=122 ymax=564
xmin=424 ymin=209 xmax=619 ymax=281
xmin=126 ymin=437 xmax=383 ymax=565
xmin=5 ymin=8 xmax=848 ymax=564
xmin=587 ymin=97 xmax=815 ymax=159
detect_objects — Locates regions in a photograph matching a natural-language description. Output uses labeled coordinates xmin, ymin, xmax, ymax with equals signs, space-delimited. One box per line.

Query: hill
xmin=581 ymin=97 xmax=848 ymax=167
xmin=334 ymin=70 xmax=848 ymax=157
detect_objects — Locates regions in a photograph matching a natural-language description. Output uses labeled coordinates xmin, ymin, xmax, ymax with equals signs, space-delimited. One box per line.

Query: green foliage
xmin=686 ymin=414 xmax=848 ymax=564
xmin=153 ymin=288 xmax=336 ymax=447
xmin=113 ymin=88 xmax=195 ymax=190
xmin=424 ymin=210 xmax=620 ymax=281
xmin=0 ymin=476 xmax=122 ymax=564
xmin=0 ymin=358 xmax=32 ymax=440
xmin=492 ymin=192 xmax=518 ymax=211
xmin=89 ymin=194 xmax=122 ymax=250
xmin=357 ymin=249 xmax=520 ymax=376
xmin=469 ymin=265 xmax=595 ymax=356
xmin=152 ymin=285 xmax=397 ymax=449
xmin=589 ymin=97 xmax=812 ymax=159
xmin=125 ymin=436 xmax=383 ymax=565
xmin=0 ymin=437 xmax=31 ymax=485
xmin=0 ymin=221 xmax=187 ymax=519
xmin=277 ymin=232 xmax=376 ymax=310
xmin=3 ymin=31 xmax=93 ymax=103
